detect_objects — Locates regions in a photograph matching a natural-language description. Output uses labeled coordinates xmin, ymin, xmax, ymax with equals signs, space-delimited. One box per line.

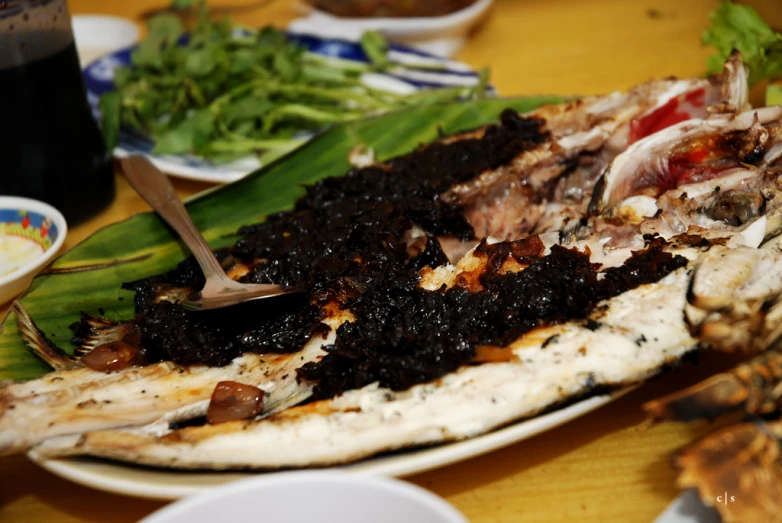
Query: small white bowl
xmin=140 ymin=471 xmax=467 ymax=523
xmin=289 ymin=0 xmax=493 ymax=57
xmin=0 ymin=197 xmax=67 ymax=305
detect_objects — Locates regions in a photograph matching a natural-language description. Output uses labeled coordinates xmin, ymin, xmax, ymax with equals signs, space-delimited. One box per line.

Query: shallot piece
xmin=81 ymin=341 xmax=142 ymax=372
xmin=206 ymin=381 xmax=266 ymax=424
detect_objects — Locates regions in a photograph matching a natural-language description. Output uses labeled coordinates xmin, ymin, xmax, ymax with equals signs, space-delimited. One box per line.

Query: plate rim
xmin=28 ymin=387 xmax=631 ymax=500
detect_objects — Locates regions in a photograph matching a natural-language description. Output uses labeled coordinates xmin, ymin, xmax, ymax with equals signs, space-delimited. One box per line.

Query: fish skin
xmin=0 ymin=309 xmax=351 ymax=456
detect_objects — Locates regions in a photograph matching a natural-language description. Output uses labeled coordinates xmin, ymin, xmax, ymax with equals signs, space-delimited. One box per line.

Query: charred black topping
xmin=235 ymin=201 xmax=412 ymax=295
xmin=298 ymin=239 xmax=686 ymax=399
xmin=293 ymin=109 xmax=549 ymax=241
xmin=70 ymin=110 xmax=686 ymax=399
xmin=135 ymin=296 xmax=327 ymax=366
xmin=75 ymin=110 xmax=549 ymax=369
xmin=408 ymin=233 xmax=450 ymax=273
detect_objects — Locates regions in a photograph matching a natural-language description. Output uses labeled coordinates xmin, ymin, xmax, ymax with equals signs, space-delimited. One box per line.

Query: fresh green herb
xmin=99 ymin=91 xmax=122 ymax=151
xmin=360 ymin=30 xmax=390 ymax=69
xmin=100 ymin=2 xmax=491 ymax=162
xmin=703 ymin=1 xmax=782 ymax=86
xmin=768 ymin=83 xmax=782 ymax=105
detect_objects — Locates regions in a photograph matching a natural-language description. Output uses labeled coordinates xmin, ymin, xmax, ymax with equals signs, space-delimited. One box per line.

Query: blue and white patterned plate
xmin=83 ymin=33 xmax=492 ymax=184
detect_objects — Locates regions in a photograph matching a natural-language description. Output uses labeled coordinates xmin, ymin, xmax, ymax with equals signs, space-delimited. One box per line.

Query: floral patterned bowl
xmin=0 ymin=197 xmax=67 ymax=305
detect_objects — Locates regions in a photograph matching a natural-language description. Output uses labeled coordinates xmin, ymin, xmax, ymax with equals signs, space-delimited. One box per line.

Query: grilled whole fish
xmin=2 ymin=56 xmax=770 ymax=469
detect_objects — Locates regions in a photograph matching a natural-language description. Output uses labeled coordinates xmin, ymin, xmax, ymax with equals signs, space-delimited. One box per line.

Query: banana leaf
xmin=0 ymin=96 xmax=565 ymax=381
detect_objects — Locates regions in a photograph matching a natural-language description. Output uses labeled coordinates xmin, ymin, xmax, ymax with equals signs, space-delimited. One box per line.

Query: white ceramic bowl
xmin=140 ymin=471 xmax=467 ymax=523
xmin=289 ymin=0 xmax=493 ymax=56
xmin=0 ymin=197 xmax=67 ymax=305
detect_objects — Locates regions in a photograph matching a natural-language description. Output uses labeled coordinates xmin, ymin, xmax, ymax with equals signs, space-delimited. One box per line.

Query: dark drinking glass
xmin=0 ymin=0 xmax=115 ymax=225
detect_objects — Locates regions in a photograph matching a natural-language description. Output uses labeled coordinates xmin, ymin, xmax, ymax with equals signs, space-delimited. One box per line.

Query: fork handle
xmin=120 ymin=155 xmax=232 ymax=285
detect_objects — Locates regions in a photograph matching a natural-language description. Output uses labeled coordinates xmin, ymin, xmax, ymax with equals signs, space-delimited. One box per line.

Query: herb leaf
xmin=360 ymin=30 xmax=390 ymax=68
xmin=703 ymin=1 xmax=782 ymax=86
xmin=768 ymin=83 xmax=782 ymax=106
xmin=153 ymin=109 xmax=215 ymax=155
xmin=99 ymin=91 xmax=121 ymax=151
xmin=185 ymin=45 xmax=219 ymax=77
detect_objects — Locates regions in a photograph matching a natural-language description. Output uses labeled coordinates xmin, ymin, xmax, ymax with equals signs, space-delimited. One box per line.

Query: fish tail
xmin=13 ymin=302 xmax=79 ymax=371
xmin=70 ymin=312 xmax=138 ymax=357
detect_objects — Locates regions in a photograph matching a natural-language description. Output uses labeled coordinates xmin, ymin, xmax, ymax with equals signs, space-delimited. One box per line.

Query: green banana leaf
xmin=0 ymin=95 xmax=565 ymax=381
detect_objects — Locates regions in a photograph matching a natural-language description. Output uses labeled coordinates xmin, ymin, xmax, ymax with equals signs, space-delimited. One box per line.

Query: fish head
xmin=592 ymin=106 xmax=782 ymax=245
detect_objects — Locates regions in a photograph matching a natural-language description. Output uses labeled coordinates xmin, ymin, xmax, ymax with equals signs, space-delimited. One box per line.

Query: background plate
xmin=29 ymin=389 xmax=629 ymax=500
xmin=83 ymin=34 xmax=490 ymax=184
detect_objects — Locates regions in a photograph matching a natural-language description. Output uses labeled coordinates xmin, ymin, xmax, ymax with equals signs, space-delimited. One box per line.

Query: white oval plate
xmin=83 ymin=34 xmax=491 ymax=184
xmin=28 ymin=387 xmax=630 ymax=500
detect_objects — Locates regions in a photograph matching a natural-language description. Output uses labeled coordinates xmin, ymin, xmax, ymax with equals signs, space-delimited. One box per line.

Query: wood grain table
xmin=2 ymin=0 xmax=780 ymax=521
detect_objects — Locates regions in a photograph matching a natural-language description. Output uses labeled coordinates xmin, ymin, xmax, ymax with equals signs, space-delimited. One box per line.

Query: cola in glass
xmin=0 ymin=0 xmax=115 ymax=225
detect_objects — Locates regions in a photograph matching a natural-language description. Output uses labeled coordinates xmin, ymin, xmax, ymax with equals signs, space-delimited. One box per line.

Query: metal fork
xmin=121 ymin=154 xmax=289 ymax=310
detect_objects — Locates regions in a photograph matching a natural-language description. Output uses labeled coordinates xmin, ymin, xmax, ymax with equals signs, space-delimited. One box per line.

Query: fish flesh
xmin=684 ymin=235 xmax=782 ymax=352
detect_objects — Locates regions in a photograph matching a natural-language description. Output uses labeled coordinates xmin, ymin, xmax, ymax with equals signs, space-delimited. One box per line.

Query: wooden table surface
xmin=2 ymin=0 xmax=780 ymax=521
